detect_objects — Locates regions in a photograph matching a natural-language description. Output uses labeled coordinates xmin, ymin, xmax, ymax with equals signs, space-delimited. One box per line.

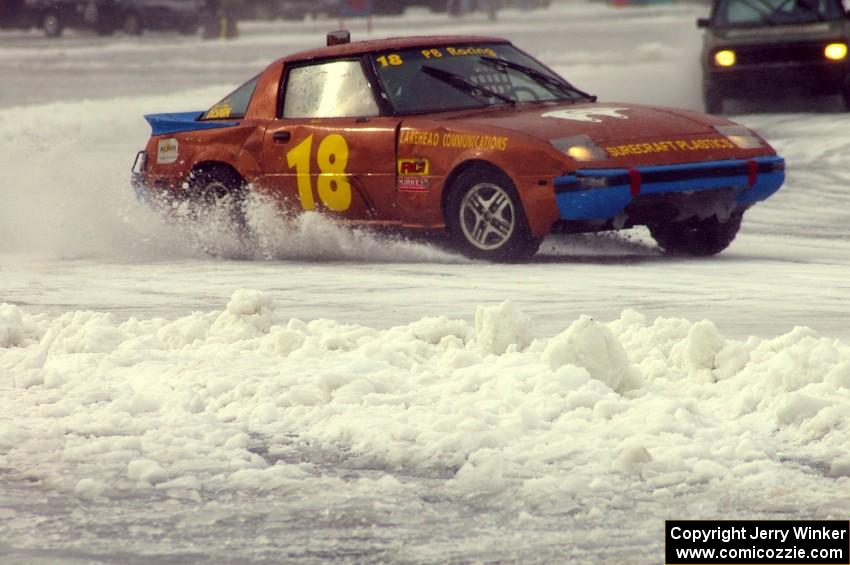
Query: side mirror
xmin=697 ymin=17 xmax=710 ymax=28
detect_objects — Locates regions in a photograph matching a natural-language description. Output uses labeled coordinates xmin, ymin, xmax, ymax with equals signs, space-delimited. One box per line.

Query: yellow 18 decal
xmin=286 ymin=134 xmax=352 ymax=212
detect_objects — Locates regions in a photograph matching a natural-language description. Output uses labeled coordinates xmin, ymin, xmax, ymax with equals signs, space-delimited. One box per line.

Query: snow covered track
xmin=2 ymin=291 xmax=849 ymax=562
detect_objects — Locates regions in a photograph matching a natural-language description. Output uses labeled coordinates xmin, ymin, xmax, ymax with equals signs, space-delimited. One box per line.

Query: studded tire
xmin=445 ymin=166 xmax=540 ymax=261
xmin=649 ymin=211 xmax=743 ymax=256
xmin=185 ymin=165 xmax=248 ymax=230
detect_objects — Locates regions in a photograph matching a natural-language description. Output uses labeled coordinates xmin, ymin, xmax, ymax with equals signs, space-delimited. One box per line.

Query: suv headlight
xmin=714 ymin=125 xmax=764 ymax=149
xmin=551 ymin=135 xmax=609 ymax=162
xmin=825 ymin=43 xmax=848 ymax=61
xmin=714 ymin=49 xmax=736 ymax=67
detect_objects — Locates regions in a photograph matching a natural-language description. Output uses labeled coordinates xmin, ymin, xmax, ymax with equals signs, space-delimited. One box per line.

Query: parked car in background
xmin=115 ymin=0 xmax=204 ymax=35
xmin=1 ymin=0 xmax=202 ymax=36
xmin=699 ymin=0 xmax=850 ymax=112
xmin=241 ymin=0 xmax=337 ymax=20
xmin=13 ymin=0 xmax=124 ymax=36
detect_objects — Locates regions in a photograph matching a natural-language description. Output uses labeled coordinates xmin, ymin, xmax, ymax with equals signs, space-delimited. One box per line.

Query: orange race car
xmin=131 ymin=31 xmax=785 ymax=260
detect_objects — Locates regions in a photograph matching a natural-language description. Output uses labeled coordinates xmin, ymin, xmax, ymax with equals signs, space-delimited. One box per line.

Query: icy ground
xmin=2 ymin=2 xmax=850 ymax=563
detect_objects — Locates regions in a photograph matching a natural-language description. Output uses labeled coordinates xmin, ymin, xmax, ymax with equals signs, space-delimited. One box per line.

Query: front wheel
xmin=703 ymin=81 xmax=724 ymax=114
xmin=649 ymin=211 xmax=743 ymax=256
xmin=842 ymin=84 xmax=850 ymax=111
xmin=445 ymin=167 xmax=540 ymax=261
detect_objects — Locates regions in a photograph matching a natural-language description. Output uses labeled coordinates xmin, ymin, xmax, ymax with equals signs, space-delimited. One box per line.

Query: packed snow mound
xmin=1 ymin=292 xmax=848 ymax=515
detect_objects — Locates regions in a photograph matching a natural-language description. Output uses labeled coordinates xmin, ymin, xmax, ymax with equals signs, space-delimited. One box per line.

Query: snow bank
xmin=1 ymin=292 xmax=848 ymax=517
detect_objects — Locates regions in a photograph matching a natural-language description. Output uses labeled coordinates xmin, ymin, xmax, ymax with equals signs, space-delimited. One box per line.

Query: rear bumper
xmin=553 ymin=155 xmax=785 ymax=221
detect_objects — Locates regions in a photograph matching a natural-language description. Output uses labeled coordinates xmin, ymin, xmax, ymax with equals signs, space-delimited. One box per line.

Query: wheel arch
xmin=440 ymin=158 xmax=514 ymax=221
xmin=188 ymin=160 xmax=245 ymax=185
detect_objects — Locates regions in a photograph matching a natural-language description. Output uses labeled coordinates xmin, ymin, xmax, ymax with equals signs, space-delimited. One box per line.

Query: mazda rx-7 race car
xmin=131 ymin=32 xmax=785 ymax=260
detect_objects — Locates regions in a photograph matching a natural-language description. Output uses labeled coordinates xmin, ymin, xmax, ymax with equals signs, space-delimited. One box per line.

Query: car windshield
xmin=713 ymin=0 xmax=844 ymax=26
xmin=371 ymin=43 xmax=592 ymax=114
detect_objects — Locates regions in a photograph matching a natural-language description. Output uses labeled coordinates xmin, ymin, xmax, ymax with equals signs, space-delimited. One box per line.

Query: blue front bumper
xmin=553 ymin=155 xmax=785 ymax=221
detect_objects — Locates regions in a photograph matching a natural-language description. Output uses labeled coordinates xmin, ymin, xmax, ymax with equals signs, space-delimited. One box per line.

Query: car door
xmin=260 ymin=57 xmax=401 ymax=223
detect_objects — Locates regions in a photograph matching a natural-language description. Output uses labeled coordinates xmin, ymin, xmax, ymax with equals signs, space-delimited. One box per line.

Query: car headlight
xmin=551 ymin=135 xmax=609 ymax=162
xmin=825 ymin=43 xmax=848 ymax=61
xmin=714 ymin=125 xmax=764 ymax=149
xmin=714 ymin=49 xmax=736 ymax=67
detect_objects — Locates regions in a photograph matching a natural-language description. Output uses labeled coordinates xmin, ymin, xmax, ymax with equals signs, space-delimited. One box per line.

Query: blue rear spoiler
xmin=144 ymin=111 xmax=239 ymax=136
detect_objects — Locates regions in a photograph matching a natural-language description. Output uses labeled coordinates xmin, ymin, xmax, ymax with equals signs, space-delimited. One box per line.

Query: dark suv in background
xmin=699 ymin=0 xmax=850 ymax=112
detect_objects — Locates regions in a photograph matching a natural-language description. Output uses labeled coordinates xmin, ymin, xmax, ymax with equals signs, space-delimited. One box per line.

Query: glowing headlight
xmin=551 ymin=135 xmax=609 ymax=162
xmin=714 ymin=50 xmax=736 ymax=67
xmin=714 ymin=125 xmax=764 ymax=149
xmin=825 ymin=43 xmax=848 ymax=61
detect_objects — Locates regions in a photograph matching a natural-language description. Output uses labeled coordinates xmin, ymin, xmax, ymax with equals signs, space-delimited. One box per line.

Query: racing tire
xmin=185 ymin=165 xmax=248 ymax=231
xmin=178 ymin=22 xmax=199 ymax=35
xmin=42 ymin=12 xmax=63 ymax=37
xmin=121 ymin=12 xmax=142 ymax=35
xmin=649 ymin=211 xmax=743 ymax=256
xmin=95 ymin=17 xmax=116 ymax=36
xmin=445 ymin=166 xmax=541 ymax=261
xmin=842 ymin=85 xmax=850 ymax=111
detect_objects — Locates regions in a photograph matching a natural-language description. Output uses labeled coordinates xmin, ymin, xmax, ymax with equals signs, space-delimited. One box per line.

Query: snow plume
xmin=0 ymin=94 xmax=457 ymax=263
xmin=2 ymin=293 xmax=849 ymax=525
xmin=243 ymin=194 xmax=463 ymax=262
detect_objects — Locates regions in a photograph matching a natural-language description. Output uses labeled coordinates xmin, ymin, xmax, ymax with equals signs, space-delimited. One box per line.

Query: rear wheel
xmin=445 ymin=166 xmax=540 ymax=261
xmin=121 ymin=12 xmax=142 ymax=35
xmin=185 ymin=165 xmax=248 ymax=230
xmin=649 ymin=211 xmax=743 ymax=256
xmin=42 ymin=12 xmax=62 ymax=37
xmin=95 ymin=17 xmax=115 ymax=35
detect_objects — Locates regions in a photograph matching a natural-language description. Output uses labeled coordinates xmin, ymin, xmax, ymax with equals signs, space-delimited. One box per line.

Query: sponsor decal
xmin=398 ymin=158 xmax=430 ymax=176
xmin=398 ymin=177 xmax=429 ymax=192
xmin=400 ymin=129 xmax=508 ymax=151
xmin=443 ymin=46 xmax=498 ymax=58
xmin=156 ymin=138 xmax=179 ymax=164
xmin=206 ymin=101 xmax=232 ymax=119
xmin=376 ymin=46 xmax=499 ymax=67
xmin=606 ymin=137 xmax=735 ymax=157
xmin=542 ymin=107 xmax=629 ymax=123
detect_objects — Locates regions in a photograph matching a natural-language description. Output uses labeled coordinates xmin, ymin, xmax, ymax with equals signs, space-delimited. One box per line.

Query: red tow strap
xmin=629 ymin=169 xmax=641 ymax=197
xmin=748 ymin=159 xmax=758 ymax=187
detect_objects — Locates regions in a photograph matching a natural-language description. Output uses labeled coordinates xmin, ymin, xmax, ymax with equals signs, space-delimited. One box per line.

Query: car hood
xmin=444 ymin=101 xmax=719 ymax=144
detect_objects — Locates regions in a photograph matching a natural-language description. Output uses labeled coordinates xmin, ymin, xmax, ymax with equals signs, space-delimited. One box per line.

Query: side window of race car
xmin=282 ymin=59 xmax=379 ymax=119
xmin=201 ymin=74 xmax=260 ymax=120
